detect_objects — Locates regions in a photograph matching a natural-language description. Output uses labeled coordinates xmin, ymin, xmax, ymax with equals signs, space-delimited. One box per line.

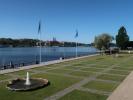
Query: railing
xmin=0 ymin=60 xmax=39 ymax=70
xmin=0 ymin=52 xmax=98 ymax=70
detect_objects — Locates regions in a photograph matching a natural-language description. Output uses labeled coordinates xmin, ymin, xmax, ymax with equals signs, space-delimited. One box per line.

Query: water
xmin=0 ymin=47 xmax=98 ymax=68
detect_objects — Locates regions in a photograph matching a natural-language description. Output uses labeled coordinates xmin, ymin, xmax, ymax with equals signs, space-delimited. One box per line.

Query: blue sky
xmin=0 ymin=0 xmax=133 ymax=43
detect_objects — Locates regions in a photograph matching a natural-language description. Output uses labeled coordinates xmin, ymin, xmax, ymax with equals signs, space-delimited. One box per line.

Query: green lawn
xmin=106 ymin=69 xmax=130 ymax=75
xmin=97 ymin=74 xmax=126 ymax=82
xmin=63 ymin=65 xmax=83 ymax=70
xmin=69 ymin=70 xmax=95 ymax=77
xmin=47 ymin=69 xmax=73 ymax=74
xmin=0 ymin=74 xmax=12 ymax=81
xmin=59 ymin=90 xmax=107 ymax=100
xmin=0 ymin=54 xmax=133 ymax=100
xmin=113 ymin=66 xmax=133 ymax=71
xmin=83 ymin=80 xmax=118 ymax=92
xmin=10 ymin=69 xmax=35 ymax=76
xmin=88 ymin=65 xmax=109 ymax=68
xmin=80 ymin=67 xmax=103 ymax=72
xmin=0 ymin=73 xmax=81 ymax=100
xmin=117 ymin=63 xmax=133 ymax=68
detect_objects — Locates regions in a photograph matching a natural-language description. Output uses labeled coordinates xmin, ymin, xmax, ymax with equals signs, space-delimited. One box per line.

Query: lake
xmin=0 ymin=47 xmax=98 ymax=68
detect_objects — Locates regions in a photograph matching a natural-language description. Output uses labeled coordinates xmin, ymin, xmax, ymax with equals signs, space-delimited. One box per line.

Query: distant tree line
xmin=0 ymin=38 xmax=39 ymax=47
xmin=0 ymin=38 xmax=89 ymax=47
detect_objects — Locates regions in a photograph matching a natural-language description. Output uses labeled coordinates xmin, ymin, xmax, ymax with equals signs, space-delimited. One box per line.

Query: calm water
xmin=0 ymin=47 xmax=97 ymax=68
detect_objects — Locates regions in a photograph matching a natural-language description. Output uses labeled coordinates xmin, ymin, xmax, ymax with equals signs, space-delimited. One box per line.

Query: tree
xmin=94 ymin=33 xmax=114 ymax=50
xmin=116 ymin=26 xmax=129 ymax=49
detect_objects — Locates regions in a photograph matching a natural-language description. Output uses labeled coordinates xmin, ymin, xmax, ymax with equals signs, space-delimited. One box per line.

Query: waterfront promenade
xmin=0 ymin=54 xmax=99 ymax=75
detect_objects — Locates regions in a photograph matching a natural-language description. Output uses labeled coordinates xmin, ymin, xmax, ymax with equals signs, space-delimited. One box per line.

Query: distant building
xmin=53 ymin=37 xmax=57 ymax=42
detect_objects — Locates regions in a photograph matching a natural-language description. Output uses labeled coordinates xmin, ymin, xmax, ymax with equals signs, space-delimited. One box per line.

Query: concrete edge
xmin=0 ymin=54 xmax=99 ymax=75
xmin=107 ymin=71 xmax=133 ymax=100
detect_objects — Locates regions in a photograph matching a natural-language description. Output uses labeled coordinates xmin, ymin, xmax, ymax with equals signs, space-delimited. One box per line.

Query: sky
xmin=0 ymin=0 xmax=133 ymax=43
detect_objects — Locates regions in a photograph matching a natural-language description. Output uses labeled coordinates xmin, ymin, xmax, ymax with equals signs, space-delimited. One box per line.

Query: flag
xmin=38 ymin=21 xmax=41 ymax=34
xmin=75 ymin=30 xmax=78 ymax=38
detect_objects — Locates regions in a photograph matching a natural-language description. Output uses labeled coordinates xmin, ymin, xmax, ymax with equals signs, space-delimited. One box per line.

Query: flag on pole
xmin=75 ymin=30 xmax=78 ymax=38
xmin=38 ymin=20 xmax=42 ymax=64
xmin=75 ymin=29 xmax=78 ymax=58
xmin=38 ymin=21 xmax=41 ymax=34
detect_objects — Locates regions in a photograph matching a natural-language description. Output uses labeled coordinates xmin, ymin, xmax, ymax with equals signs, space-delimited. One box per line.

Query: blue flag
xmin=38 ymin=21 xmax=41 ymax=34
xmin=75 ymin=30 xmax=78 ymax=38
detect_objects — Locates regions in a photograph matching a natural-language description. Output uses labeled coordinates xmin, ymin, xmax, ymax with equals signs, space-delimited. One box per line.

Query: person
xmin=10 ymin=61 xmax=14 ymax=68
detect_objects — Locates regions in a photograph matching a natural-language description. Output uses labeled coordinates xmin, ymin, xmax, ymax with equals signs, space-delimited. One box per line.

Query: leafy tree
xmin=116 ymin=26 xmax=129 ymax=49
xmin=94 ymin=33 xmax=114 ymax=50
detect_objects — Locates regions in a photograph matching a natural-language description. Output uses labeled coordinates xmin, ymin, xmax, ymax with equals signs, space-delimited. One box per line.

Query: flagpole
xmin=63 ymin=42 xmax=65 ymax=59
xmin=38 ymin=21 xmax=42 ymax=64
xmin=39 ymin=31 xmax=42 ymax=64
xmin=76 ymin=40 xmax=77 ymax=58
xmin=75 ymin=30 xmax=78 ymax=58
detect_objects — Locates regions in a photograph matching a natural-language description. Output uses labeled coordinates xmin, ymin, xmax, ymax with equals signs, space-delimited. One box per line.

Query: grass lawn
xmin=0 ymin=54 xmax=133 ymax=100
xmin=59 ymin=90 xmax=107 ymax=100
xmin=10 ymin=70 xmax=35 ymax=76
xmin=88 ymin=65 xmax=110 ymax=68
xmin=112 ymin=66 xmax=133 ymax=71
xmin=69 ymin=70 xmax=95 ymax=77
xmin=106 ymin=69 xmax=130 ymax=75
xmin=116 ymin=64 xmax=133 ymax=68
xmin=47 ymin=63 xmax=67 ymax=68
xmin=83 ymin=80 xmax=118 ymax=92
xmin=97 ymin=74 xmax=126 ymax=82
xmin=80 ymin=67 xmax=103 ymax=72
xmin=62 ymin=65 xmax=82 ymax=70
xmin=124 ymin=60 xmax=133 ymax=65
xmin=0 ymin=74 xmax=12 ymax=81
xmin=71 ymin=63 xmax=86 ymax=66
xmin=0 ymin=73 xmax=81 ymax=100
xmin=47 ymin=69 xmax=73 ymax=74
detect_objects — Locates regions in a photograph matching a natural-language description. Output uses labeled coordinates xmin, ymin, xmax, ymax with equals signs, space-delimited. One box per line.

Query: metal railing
xmin=0 ymin=52 xmax=98 ymax=70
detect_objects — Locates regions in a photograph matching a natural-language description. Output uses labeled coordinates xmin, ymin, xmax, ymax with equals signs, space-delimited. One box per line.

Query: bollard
xmin=60 ymin=57 xmax=62 ymax=60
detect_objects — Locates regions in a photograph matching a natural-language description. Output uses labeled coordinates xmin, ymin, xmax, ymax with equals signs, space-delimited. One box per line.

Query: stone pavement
xmin=107 ymin=71 xmax=133 ymax=100
xmin=0 ymin=54 xmax=99 ymax=75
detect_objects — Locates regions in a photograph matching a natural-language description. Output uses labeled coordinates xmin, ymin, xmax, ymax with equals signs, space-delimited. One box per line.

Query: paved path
xmin=0 ymin=54 xmax=99 ymax=75
xmin=107 ymin=71 xmax=133 ymax=100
